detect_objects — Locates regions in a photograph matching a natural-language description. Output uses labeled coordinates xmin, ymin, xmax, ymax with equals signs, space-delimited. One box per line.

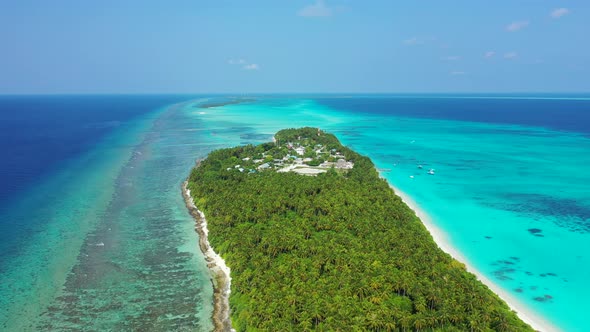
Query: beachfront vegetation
xmin=187 ymin=128 xmax=533 ymax=331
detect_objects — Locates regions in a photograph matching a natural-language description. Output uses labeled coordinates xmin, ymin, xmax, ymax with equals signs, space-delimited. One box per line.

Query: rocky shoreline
xmin=182 ymin=181 xmax=233 ymax=332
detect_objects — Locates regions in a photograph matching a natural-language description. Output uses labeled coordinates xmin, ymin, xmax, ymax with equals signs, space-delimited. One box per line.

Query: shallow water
xmin=1 ymin=99 xmax=215 ymax=331
xmin=190 ymin=96 xmax=590 ymax=331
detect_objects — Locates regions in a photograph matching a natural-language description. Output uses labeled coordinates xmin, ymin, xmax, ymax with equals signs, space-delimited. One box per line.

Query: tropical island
xmin=185 ymin=127 xmax=533 ymax=331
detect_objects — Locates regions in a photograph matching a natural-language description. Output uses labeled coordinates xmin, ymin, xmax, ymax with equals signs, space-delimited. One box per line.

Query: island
xmin=185 ymin=127 xmax=533 ymax=331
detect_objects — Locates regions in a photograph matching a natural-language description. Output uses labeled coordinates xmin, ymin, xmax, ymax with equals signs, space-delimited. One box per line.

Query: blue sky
xmin=1 ymin=0 xmax=588 ymax=93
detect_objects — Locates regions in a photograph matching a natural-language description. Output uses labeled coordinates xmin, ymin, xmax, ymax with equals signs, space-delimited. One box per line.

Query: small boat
xmin=409 ymin=175 xmax=415 ymax=179
xmin=417 ymin=165 xmax=423 ymax=169
xmin=428 ymin=169 xmax=435 ymax=175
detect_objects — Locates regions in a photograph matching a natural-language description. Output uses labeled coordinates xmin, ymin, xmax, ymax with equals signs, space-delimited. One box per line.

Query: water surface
xmin=1 ymin=94 xmax=589 ymax=331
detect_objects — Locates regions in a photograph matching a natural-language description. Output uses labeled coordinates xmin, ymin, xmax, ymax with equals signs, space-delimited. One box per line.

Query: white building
xmin=295 ymin=146 xmax=305 ymax=156
xmin=257 ymin=163 xmax=271 ymax=170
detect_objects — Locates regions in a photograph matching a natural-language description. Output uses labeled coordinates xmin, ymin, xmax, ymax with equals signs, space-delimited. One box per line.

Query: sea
xmin=0 ymin=94 xmax=589 ymax=331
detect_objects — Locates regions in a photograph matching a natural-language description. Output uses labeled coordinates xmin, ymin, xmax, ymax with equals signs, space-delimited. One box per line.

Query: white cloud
xmin=403 ymin=37 xmax=423 ymax=45
xmin=484 ymin=51 xmax=496 ymax=58
xmin=442 ymin=56 xmax=461 ymax=61
xmin=450 ymin=71 xmax=466 ymax=75
xmin=551 ymin=8 xmax=570 ymax=19
xmin=298 ymin=0 xmax=332 ymax=17
xmin=228 ymin=59 xmax=246 ymax=65
xmin=243 ymin=64 xmax=259 ymax=70
xmin=504 ymin=52 xmax=518 ymax=59
xmin=228 ymin=59 xmax=259 ymax=70
xmin=506 ymin=21 xmax=529 ymax=32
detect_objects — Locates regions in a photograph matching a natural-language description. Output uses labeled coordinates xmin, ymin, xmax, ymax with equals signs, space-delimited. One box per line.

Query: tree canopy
xmin=187 ymin=128 xmax=533 ymax=332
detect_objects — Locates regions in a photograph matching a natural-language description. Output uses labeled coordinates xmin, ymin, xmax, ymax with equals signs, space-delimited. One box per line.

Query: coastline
xmin=388 ymin=183 xmax=561 ymax=332
xmin=182 ymin=181 xmax=233 ymax=332
xmin=181 ymin=145 xmax=555 ymax=331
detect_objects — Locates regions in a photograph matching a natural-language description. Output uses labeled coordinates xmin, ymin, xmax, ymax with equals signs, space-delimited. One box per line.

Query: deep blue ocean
xmin=317 ymin=94 xmax=590 ymax=135
xmin=0 ymin=95 xmax=194 ymax=207
xmin=1 ymin=94 xmax=589 ymax=331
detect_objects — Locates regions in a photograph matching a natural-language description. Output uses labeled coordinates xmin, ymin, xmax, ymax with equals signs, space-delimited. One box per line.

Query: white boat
xmin=409 ymin=175 xmax=415 ymax=179
xmin=417 ymin=164 xmax=423 ymax=169
xmin=428 ymin=169 xmax=435 ymax=175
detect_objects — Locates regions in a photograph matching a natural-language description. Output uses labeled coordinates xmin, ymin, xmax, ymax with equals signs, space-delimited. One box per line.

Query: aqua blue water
xmin=0 ymin=96 xmax=216 ymax=330
xmin=187 ymin=96 xmax=590 ymax=332
xmin=1 ymin=95 xmax=589 ymax=331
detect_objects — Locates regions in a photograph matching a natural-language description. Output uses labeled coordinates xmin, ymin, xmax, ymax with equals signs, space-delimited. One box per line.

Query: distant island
xmin=196 ymin=98 xmax=256 ymax=109
xmin=185 ymin=127 xmax=533 ymax=331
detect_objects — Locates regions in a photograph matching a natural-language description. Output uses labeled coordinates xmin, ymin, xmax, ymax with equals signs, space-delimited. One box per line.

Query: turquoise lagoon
xmin=1 ymin=95 xmax=589 ymax=331
xmin=189 ymin=96 xmax=590 ymax=331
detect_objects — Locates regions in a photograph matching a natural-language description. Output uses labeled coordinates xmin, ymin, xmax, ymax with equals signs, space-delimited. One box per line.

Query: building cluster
xmin=226 ymin=138 xmax=354 ymax=176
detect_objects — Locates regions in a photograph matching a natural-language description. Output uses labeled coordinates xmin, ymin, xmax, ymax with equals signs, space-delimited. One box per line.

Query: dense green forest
xmin=187 ymin=128 xmax=533 ymax=331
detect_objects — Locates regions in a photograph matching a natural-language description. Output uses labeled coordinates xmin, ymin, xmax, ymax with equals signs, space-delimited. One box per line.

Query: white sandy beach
xmin=183 ymin=183 xmax=234 ymax=331
xmin=185 ymin=187 xmax=231 ymax=289
xmin=390 ymin=184 xmax=561 ymax=332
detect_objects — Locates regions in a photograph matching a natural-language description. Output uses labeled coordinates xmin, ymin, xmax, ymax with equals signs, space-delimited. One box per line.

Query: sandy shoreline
xmin=388 ymin=183 xmax=561 ymax=332
xmin=182 ymin=181 xmax=233 ymax=332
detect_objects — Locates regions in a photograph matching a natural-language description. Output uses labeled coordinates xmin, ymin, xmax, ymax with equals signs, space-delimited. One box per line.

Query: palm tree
xmin=383 ymin=319 xmax=396 ymax=332
xmin=413 ymin=314 xmax=427 ymax=331
xmin=493 ymin=313 xmax=510 ymax=332
xmin=366 ymin=312 xmax=385 ymax=331
xmin=468 ymin=312 xmax=484 ymax=332
xmin=399 ymin=316 xmax=412 ymax=332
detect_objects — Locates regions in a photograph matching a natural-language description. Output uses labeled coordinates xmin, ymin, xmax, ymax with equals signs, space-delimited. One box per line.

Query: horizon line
xmin=2 ymin=91 xmax=590 ymax=96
